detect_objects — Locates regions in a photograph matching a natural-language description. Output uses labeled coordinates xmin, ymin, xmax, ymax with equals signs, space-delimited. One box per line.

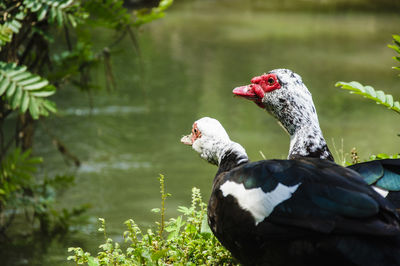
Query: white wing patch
xmin=220 ymin=181 xmax=301 ymax=225
xmin=372 ymin=186 xmax=389 ymax=198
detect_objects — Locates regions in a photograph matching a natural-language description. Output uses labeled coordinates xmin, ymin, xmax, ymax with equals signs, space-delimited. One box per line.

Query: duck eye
xmin=268 ymin=77 xmax=275 ymax=85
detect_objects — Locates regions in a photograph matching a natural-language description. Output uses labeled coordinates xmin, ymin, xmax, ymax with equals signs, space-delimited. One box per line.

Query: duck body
xmin=233 ymin=69 xmax=400 ymax=206
xmin=209 ymin=157 xmax=400 ymax=265
xmin=182 ymin=117 xmax=400 ymax=265
xmin=348 ymin=159 xmax=400 ymax=207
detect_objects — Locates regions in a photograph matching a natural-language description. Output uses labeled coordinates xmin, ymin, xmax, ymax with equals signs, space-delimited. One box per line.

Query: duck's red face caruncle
xmin=181 ymin=122 xmax=202 ymax=146
xmin=232 ymin=73 xmax=281 ymax=107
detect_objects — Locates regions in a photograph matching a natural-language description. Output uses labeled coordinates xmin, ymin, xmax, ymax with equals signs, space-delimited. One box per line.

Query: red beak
xmin=233 ymin=85 xmax=257 ymax=99
xmin=233 ymin=84 xmax=266 ymax=108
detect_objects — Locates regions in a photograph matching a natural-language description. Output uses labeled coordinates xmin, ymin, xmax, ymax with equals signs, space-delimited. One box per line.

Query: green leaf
xmin=0 ymin=78 xmax=10 ymax=95
xmin=24 ymin=0 xmax=80 ymax=27
xmin=24 ymin=80 xmax=49 ymax=90
xmin=87 ymin=257 xmax=99 ymax=266
xmin=38 ymin=6 xmax=49 ymax=21
xmin=13 ymin=72 xmax=32 ymax=81
xmin=41 ymin=99 xmax=57 ymax=113
xmin=364 ymin=86 xmax=376 ymax=98
xmin=0 ymin=62 xmax=57 ymax=118
xmin=375 ymin=90 xmax=386 ymax=103
xmin=388 ymin=44 xmax=400 ymax=54
xmin=18 ymin=76 xmax=41 ymax=86
xmin=393 ymin=34 xmax=400 ymax=43
xmin=336 ymin=81 xmax=400 ymax=115
xmin=30 ymin=86 xmax=56 ymax=97
xmin=20 ymin=91 xmax=30 ymax=113
xmin=6 ymin=65 xmax=27 ymax=77
xmin=133 ymin=0 xmax=173 ymax=27
xmin=56 ymin=8 xmax=63 ymax=26
xmin=389 ymin=34 xmax=400 ymax=75
xmin=29 ymin=98 xmax=39 ymax=119
xmin=68 ymin=14 xmax=77 ymax=27
xmin=11 ymin=86 xmax=23 ymax=109
xmin=6 ymin=82 xmax=16 ymax=97
xmin=386 ymin=94 xmax=394 ymax=107
xmin=151 ymin=249 xmax=168 ymax=261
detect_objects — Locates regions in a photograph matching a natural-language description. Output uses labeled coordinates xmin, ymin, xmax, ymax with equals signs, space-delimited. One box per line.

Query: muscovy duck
xmin=181 ymin=117 xmax=400 ymax=266
xmin=232 ymin=69 xmax=400 ymax=205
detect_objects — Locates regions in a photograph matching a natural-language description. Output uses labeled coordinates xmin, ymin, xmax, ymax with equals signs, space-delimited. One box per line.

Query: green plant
xmin=133 ymin=0 xmax=173 ymax=27
xmin=369 ymin=153 xmax=400 ymax=160
xmin=0 ymin=148 xmax=89 ymax=235
xmin=388 ymin=34 xmax=400 ymax=76
xmin=336 ymin=34 xmax=400 ymax=116
xmin=335 ymin=81 xmax=400 ymax=115
xmin=336 ymin=34 xmax=400 ymax=143
xmin=68 ymin=175 xmax=236 ymax=265
xmin=0 ymin=62 xmax=57 ymax=119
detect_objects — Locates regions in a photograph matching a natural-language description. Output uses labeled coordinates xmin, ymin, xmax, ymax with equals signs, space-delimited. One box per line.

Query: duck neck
xmin=288 ymin=125 xmax=334 ymax=161
xmin=215 ymin=142 xmax=249 ymax=175
xmin=267 ymin=96 xmax=334 ymax=161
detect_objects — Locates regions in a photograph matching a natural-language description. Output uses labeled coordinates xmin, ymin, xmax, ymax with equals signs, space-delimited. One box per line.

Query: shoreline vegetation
xmin=68 ymin=174 xmax=237 ymax=265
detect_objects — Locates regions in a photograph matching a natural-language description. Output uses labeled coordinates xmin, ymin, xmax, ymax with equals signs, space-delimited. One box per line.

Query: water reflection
xmin=61 ymin=106 xmax=148 ymax=116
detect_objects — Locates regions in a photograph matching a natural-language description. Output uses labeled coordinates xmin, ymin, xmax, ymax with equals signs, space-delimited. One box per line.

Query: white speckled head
xmin=233 ymin=69 xmax=333 ymax=161
xmin=262 ymin=69 xmax=318 ymax=134
xmin=195 ymin=117 xmax=230 ymax=142
xmin=181 ymin=117 xmax=248 ymax=165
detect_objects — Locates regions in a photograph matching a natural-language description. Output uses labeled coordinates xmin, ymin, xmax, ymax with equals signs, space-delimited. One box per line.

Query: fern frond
xmin=0 ymin=148 xmax=42 ymax=204
xmin=23 ymin=0 xmax=82 ymax=27
xmin=0 ymin=62 xmax=57 ymax=119
xmin=336 ymin=81 xmax=400 ymax=115
xmin=133 ymin=0 xmax=173 ymax=27
xmin=0 ymin=24 xmax=13 ymax=45
xmin=0 ymin=12 xmax=25 ymax=48
xmin=388 ymin=34 xmax=400 ymax=75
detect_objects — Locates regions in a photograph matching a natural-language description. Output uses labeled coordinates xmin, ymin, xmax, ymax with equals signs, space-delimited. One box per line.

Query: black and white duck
xmin=233 ymin=69 xmax=400 ymax=205
xmin=181 ymin=117 xmax=400 ymax=266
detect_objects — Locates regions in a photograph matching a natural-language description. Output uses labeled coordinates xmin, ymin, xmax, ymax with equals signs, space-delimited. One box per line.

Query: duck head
xmin=181 ymin=117 xmax=247 ymax=166
xmin=233 ymin=69 xmax=318 ymax=135
xmin=233 ymin=69 xmax=333 ymax=161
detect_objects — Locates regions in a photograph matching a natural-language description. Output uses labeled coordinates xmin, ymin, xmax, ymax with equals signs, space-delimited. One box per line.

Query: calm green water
xmin=6 ymin=1 xmax=400 ymax=265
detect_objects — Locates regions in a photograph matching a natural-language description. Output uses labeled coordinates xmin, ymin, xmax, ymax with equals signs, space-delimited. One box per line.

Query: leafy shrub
xmin=0 ymin=148 xmax=89 ymax=235
xmin=68 ymin=175 xmax=236 ymax=265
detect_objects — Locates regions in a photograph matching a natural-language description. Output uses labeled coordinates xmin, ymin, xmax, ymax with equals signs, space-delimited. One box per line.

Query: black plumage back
xmin=348 ymin=159 xmax=400 ymax=208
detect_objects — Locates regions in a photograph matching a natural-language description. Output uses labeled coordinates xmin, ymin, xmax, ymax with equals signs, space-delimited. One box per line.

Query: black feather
xmin=348 ymin=159 xmax=400 ymax=192
xmin=208 ymin=157 xmax=400 ymax=265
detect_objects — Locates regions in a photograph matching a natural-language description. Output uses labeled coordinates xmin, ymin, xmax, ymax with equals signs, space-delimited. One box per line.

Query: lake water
xmin=5 ymin=1 xmax=400 ymax=265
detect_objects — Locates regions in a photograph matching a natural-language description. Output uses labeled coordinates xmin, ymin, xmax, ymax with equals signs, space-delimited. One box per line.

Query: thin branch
xmin=63 ymin=23 xmax=72 ymax=51
xmin=126 ymin=26 xmax=141 ymax=58
xmin=39 ymin=121 xmax=81 ymax=167
xmin=103 ymin=47 xmax=116 ymax=91
xmin=108 ymin=28 xmax=128 ymax=49
xmin=0 ymin=2 xmax=21 ymax=22
xmin=19 ymin=33 xmax=36 ymax=66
